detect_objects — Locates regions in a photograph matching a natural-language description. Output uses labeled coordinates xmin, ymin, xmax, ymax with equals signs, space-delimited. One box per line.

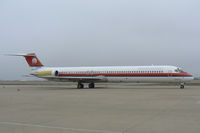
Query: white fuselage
xmin=31 ymin=65 xmax=193 ymax=83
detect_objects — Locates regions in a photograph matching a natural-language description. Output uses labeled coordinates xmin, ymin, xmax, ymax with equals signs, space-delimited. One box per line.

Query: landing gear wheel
xmin=180 ymin=85 xmax=184 ymax=89
xmin=77 ymin=83 xmax=84 ymax=89
xmin=88 ymin=83 xmax=95 ymax=88
xmin=180 ymin=83 xmax=185 ymax=89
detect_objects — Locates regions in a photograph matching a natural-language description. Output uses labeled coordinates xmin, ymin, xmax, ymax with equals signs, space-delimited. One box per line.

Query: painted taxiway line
xmin=0 ymin=121 xmax=121 ymax=133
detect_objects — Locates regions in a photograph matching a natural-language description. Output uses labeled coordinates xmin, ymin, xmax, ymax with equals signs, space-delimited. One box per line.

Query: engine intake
xmin=51 ymin=70 xmax=59 ymax=76
xmin=55 ymin=70 xmax=59 ymax=76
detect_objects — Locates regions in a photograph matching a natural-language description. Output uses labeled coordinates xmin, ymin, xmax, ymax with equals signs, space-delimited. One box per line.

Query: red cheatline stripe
xmin=58 ymin=73 xmax=192 ymax=76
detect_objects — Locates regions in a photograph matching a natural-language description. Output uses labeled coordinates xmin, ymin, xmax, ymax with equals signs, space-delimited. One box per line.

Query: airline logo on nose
xmin=32 ymin=58 xmax=37 ymax=64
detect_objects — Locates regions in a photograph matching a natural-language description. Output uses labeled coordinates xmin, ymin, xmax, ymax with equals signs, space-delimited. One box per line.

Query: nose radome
xmin=188 ymin=74 xmax=194 ymax=81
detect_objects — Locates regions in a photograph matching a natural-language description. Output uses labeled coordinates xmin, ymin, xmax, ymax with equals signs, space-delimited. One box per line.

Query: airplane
xmin=9 ymin=53 xmax=193 ymax=89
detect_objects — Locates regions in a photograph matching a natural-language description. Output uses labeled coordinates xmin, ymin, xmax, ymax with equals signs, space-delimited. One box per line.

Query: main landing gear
xmin=77 ymin=83 xmax=95 ymax=89
xmin=77 ymin=83 xmax=84 ymax=89
xmin=88 ymin=83 xmax=95 ymax=88
xmin=180 ymin=83 xmax=185 ymax=89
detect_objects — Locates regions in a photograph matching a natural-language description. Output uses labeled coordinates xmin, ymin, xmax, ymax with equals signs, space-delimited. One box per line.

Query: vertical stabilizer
xmin=7 ymin=53 xmax=43 ymax=67
xmin=24 ymin=53 xmax=43 ymax=67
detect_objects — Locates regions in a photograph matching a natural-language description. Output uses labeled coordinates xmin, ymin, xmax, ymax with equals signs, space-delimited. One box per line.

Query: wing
xmin=38 ymin=75 xmax=107 ymax=83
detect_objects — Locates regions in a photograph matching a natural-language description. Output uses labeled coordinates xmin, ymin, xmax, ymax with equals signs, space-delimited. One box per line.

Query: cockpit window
xmin=175 ymin=68 xmax=186 ymax=73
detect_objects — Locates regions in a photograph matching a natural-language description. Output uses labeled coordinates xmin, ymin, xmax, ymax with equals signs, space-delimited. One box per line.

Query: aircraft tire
xmin=77 ymin=83 xmax=84 ymax=89
xmin=89 ymin=83 xmax=95 ymax=88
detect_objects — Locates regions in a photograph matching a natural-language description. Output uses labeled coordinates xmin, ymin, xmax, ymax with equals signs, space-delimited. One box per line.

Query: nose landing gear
xmin=180 ymin=83 xmax=185 ymax=89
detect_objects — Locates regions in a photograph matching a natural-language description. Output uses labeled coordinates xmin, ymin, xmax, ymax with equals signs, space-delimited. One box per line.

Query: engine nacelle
xmin=37 ymin=70 xmax=52 ymax=77
xmin=52 ymin=70 xmax=59 ymax=76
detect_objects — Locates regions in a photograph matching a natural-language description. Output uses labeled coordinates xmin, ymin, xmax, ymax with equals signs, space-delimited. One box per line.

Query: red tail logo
xmin=24 ymin=53 xmax=43 ymax=67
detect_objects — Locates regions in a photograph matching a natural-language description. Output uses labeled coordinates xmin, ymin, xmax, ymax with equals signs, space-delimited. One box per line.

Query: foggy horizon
xmin=0 ymin=0 xmax=200 ymax=80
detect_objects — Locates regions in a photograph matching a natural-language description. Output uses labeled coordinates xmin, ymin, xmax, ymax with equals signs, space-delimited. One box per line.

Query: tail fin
xmin=7 ymin=53 xmax=43 ymax=67
xmin=24 ymin=53 xmax=43 ymax=67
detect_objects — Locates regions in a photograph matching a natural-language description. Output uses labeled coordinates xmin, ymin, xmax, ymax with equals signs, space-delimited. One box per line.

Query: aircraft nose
xmin=188 ymin=73 xmax=194 ymax=81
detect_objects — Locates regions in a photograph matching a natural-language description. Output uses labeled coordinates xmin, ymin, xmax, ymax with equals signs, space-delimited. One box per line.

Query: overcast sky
xmin=0 ymin=0 xmax=200 ymax=80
